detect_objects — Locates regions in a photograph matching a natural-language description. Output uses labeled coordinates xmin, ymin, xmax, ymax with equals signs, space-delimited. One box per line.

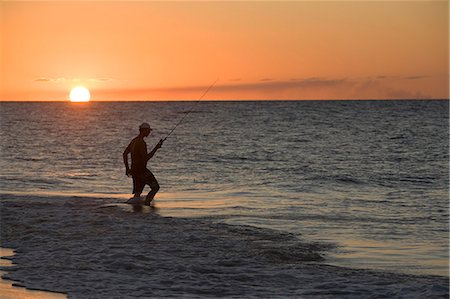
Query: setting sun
xmin=69 ymin=86 xmax=91 ymax=102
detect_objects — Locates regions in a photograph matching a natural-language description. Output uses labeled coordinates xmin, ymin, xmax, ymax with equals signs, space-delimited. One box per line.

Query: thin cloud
xmin=34 ymin=77 xmax=115 ymax=83
xmin=95 ymin=78 xmax=348 ymax=100
xmin=33 ymin=77 xmax=65 ymax=82
xmin=403 ymin=75 xmax=427 ymax=80
xmin=216 ymin=78 xmax=347 ymax=92
xmin=88 ymin=78 xmax=115 ymax=82
xmin=369 ymin=75 xmax=429 ymax=80
xmin=95 ymin=76 xmax=437 ymax=100
xmin=34 ymin=77 xmax=51 ymax=82
xmin=114 ymin=78 xmax=348 ymax=93
xmin=351 ymin=77 xmax=431 ymax=99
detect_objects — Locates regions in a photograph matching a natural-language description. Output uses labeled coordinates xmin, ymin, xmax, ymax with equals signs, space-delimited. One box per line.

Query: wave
xmin=1 ymin=194 xmax=447 ymax=298
xmin=307 ymin=174 xmax=368 ymax=186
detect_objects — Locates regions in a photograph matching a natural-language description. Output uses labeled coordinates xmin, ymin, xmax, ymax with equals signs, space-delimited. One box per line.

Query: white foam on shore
xmin=1 ymin=194 xmax=448 ymax=298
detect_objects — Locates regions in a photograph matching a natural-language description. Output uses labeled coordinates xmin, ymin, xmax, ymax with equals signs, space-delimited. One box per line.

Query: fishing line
xmin=163 ymin=78 xmax=219 ymax=141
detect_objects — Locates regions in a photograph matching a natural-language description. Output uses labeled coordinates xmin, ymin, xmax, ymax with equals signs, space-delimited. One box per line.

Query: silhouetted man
xmin=123 ymin=122 xmax=164 ymax=205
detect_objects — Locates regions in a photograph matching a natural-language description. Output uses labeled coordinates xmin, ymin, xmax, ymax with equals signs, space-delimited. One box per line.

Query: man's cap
xmin=139 ymin=122 xmax=152 ymax=130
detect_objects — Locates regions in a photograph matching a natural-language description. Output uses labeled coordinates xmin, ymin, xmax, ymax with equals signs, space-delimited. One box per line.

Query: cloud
xmin=94 ymin=78 xmax=349 ymax=100
xmin=34 ymin=77 xmax=66 ymax=82
xmin=95 ymin=75 xmax=437 ymax=100
xmin=367 ymin=75 xmax=429 ymax=81
xmin=170 ymin=77 xmax=349 ymax=100
xmin=216 ymin=78 xmax=347 ymax=93
xmin=34 ymin=77 xmax=115 ymax=83
xmin=351 ymin=76 xmax=432 ymax=99
xmin=384 ymin=87 xmax=429 ymax=99
xmin=88 ymin=78 xmax=115 ymax=82
xmin=402 ymin=75 xmax=428 ymax=80
xmin=34 ymin=77 xmax=51 ymax=82
xmin=118 ymin=78 xmax=347 ymax=94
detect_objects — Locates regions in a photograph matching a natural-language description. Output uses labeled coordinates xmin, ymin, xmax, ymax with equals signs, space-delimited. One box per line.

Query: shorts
xmin=132 ymin=168 xmax=159 ymax=195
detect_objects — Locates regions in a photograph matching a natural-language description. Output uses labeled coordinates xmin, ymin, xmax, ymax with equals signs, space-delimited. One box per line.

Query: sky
xmin=1 ymin=0 xmax=448 ymax=101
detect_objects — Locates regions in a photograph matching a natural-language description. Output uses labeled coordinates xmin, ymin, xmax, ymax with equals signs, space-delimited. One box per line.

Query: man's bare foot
xmin=127 ymin=197 xmax=144 ymax=204
xmin=144 ymin=197 xmax=154 ymax=206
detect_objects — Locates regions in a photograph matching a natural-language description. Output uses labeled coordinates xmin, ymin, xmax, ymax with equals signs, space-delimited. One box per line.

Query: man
xmin=123 ymin=122 xmax=164 ymax=206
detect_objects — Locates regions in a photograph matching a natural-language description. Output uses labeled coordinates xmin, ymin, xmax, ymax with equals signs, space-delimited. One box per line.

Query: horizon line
xmin=1 ymin=98 xmax=448 ymax=103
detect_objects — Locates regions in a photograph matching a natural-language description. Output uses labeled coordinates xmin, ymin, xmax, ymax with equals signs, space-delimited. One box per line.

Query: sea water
xmin=1 ymin=100 xmax=448 ymax=278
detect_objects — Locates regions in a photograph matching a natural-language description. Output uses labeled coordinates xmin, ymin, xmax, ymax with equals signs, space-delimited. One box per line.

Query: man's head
xmin=139 ymin=122 xmax=152 ymax=137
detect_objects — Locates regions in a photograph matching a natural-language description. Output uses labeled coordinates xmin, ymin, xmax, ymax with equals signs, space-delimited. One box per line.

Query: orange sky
xmin=1 ymin=1 xmax=448 ymax=101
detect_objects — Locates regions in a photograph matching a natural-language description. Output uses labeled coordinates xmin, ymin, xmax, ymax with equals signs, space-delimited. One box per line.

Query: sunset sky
xmin=1 ymin=1 xmax=448 ymax=101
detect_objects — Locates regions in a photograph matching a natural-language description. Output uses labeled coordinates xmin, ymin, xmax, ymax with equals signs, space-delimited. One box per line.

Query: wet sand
xmin=0 ymin=248 xmax=67 ymax=299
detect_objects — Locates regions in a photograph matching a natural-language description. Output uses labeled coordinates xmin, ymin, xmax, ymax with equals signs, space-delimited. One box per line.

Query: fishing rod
xmin=162 ymin=78 xmax=219 ymax=141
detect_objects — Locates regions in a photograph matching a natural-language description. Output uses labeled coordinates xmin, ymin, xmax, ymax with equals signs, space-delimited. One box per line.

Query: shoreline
xmin=1 ymin=194 xmax=448 ymax=298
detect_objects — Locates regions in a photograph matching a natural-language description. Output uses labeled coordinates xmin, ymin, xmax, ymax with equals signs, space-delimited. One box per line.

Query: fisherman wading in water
xmin=123 ymin=123 xmax=164 ymax=206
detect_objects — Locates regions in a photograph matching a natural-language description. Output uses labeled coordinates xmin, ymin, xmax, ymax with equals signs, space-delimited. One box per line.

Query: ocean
xmin=1 ymin=100 xmax=448 ymax=297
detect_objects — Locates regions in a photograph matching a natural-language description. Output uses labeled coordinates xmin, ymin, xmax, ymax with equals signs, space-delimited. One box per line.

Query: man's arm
xmin=146 ymin=139 xmax=164 ymax=162
xmin=123 ymin=144 xmax=131 ymax=176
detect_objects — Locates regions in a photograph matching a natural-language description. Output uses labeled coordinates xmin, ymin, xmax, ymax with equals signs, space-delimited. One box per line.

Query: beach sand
xmin=1 ymin=194 xmax=448 ymax=298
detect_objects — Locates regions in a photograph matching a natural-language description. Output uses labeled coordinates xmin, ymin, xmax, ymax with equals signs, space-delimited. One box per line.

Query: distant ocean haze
xmin=0 ymin=100 xmax=448 ymax=276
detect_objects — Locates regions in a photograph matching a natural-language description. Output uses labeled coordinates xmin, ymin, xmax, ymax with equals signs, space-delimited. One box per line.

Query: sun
xmin=69 ymin=86 xmax=91 ymax=102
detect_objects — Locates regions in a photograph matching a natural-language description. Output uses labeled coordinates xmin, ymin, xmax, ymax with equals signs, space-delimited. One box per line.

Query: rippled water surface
xmin=1 ymin=100 xmax=448 ymax=276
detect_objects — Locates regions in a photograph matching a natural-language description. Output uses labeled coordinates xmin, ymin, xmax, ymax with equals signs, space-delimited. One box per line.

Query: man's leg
xmin=144 ymin=170 xmax=160 ymax=205
xmin=132 ymin=177 xmax=142 ymax=197
xmin=127 ymin=175 xmax=145 ymax=203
